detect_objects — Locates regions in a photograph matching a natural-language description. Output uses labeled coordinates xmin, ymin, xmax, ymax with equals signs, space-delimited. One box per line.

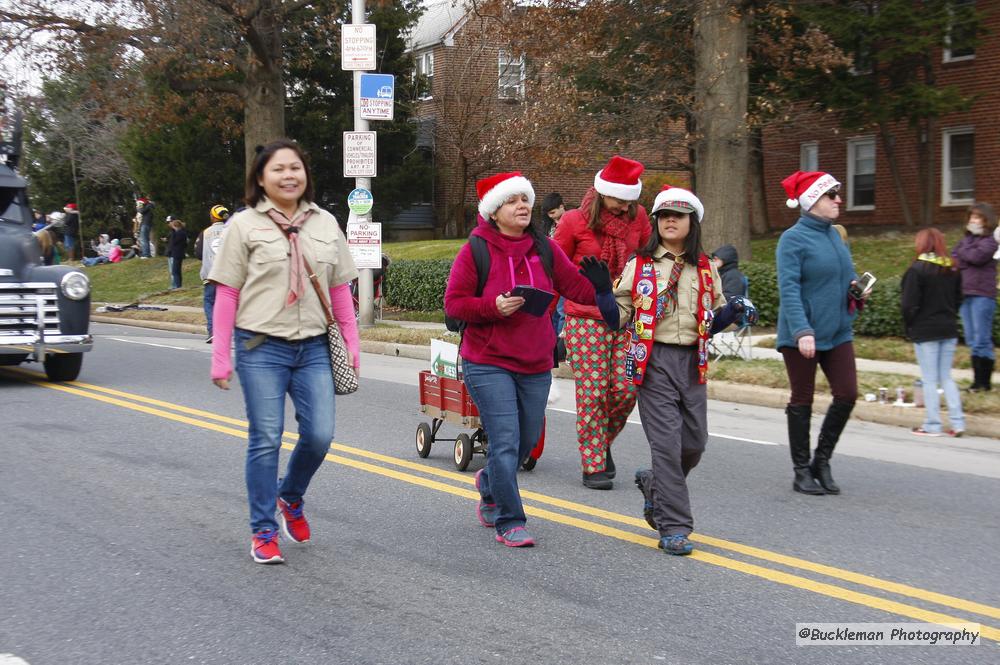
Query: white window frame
xmin=497 ymin=50 xmax=525 ymax=101
xmin=846 ymin=137 xmax=876 ymax=211
xmin=943 ymin=0 xmax=976 ymax=63
xmin=941 ymin=127 xmax=975 ymax=206
xmin=414 ymin=50 xmax=434 ymax=100
xmin=799 ymin=141 xmax=819 ymax=172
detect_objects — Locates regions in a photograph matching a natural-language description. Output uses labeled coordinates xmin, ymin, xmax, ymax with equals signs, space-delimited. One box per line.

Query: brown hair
xmin=245 ymin=138 xmax=315 ymax=208
xmin=914 ymin=227 xmax=947 ymax=256
xmin=966 ymin=202 xmax=997 ymax=230
xmin=586 ymin=193 xmax=638 ymax=230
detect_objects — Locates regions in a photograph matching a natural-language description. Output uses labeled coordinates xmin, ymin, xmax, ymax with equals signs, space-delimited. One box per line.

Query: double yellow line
xmin=6 ymin=367 xmax=999 ymax=642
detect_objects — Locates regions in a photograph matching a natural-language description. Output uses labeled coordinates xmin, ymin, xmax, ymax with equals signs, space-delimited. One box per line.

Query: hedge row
xmin=385 ymin=257 xmax=1000 ymax=341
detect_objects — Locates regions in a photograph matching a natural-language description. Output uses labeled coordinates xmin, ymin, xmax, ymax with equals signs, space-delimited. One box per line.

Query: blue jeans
xmin=203 ymin=282 xmax=217 ymax=336
xmin=235 ymin=328 xmax=336 ymax=534
xmin=139 ymin=223 xmax=151 ymax=257
xmin=462 ymin=359 xmax=550 ymax=534
xmin=63 ymin=234 xmax=76 ymax=257
xmin=960 ymin=295 xmax=996 ymax=359
xmin=168 ymin=257 xmax=182 ymax=289
xmin=913 ymin=338 xmax=965 ymax=433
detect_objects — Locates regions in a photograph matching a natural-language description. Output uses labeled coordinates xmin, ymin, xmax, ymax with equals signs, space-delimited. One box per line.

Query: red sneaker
xmin=251 ymin=530 xmax=284 ymax=564
xmin=278 ymin=498 xmax=311 ymax=543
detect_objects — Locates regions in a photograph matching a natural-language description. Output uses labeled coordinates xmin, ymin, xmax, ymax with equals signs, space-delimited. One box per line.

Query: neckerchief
xmin=265 ymin=206 xmax=315 ymax=307
xmin=625 ymin=252 xmax=715 ymax=386
xmin=917 ymin=252 xmax=954 ymax=268
xmin=579 ymin=187 xmax=635 ymax=277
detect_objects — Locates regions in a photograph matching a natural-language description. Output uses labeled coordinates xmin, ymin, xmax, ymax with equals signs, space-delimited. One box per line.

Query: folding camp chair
xmin=709 ymin=275 xmax=753 ymax=360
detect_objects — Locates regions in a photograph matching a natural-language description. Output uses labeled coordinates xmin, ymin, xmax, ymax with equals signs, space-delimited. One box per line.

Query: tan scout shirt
xmin=613 ymin=246 xmax=725 ymax=346
xmin=208 ymin=198 xmax=359 ymax=340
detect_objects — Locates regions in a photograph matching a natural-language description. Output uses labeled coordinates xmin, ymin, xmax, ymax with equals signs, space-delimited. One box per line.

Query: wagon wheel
xmin=415 ymin=422 xmax=433 ymax=458
xmin=454 ymin=433 xmax=474 ymax=471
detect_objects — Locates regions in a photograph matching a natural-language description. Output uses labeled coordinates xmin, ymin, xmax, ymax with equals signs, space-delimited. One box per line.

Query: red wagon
xmin=416 ymin=370 xmax=545 ymax=472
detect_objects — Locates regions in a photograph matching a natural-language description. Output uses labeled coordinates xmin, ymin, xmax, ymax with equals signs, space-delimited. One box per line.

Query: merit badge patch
xmin=636 ymin=279 xmax=654 ymax=297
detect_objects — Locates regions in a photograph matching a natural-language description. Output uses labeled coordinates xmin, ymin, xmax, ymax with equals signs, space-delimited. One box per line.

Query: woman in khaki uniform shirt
xmin=208 ymin=139 xmax=359 ymax=564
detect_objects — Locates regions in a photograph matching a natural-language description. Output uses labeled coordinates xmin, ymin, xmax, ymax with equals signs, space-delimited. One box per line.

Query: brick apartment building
xmin=760 ymin=0 xmax=999 ymax=232
xmin=405 ymin=0 xmax=687 ymax=238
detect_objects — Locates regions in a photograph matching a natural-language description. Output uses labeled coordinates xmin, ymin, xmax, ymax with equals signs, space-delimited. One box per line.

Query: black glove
xmin=579 ymin=256 xmax=612 ymax=294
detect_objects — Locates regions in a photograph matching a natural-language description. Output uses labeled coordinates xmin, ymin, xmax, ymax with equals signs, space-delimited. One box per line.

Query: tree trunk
xmin=693 ymin=0 xmax=750 ymax=259
xmin=748 ymin=125 xmax=769 ymax=246
xmin=921 ymin=118 xmax=936 ymax=226
xmin=878 ymin=123 xmax=915 ymax=227
xmin=242 ymin=10 xmax=286 ymax=172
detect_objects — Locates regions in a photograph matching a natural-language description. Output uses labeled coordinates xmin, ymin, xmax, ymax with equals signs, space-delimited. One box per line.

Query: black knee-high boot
xmin=786 ymin=404 xmax=824 ymax=495
xmin=980 ymin=357 xmax=994 ymax=391
xmin=811 ymin=400 xmax=854 ymax=495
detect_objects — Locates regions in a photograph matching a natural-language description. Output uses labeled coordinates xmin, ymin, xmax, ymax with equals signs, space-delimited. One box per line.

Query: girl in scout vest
xmin=581 ymin=186 xmax=754 ymax=555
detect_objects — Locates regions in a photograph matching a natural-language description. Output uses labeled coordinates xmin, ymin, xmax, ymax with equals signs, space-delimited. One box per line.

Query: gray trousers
xmin=637 ymin=344 xmax=708 ymax=537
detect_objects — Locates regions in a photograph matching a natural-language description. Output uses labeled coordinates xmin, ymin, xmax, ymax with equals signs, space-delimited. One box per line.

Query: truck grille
xmin=0 ymin=283 xmax=61 ymax=340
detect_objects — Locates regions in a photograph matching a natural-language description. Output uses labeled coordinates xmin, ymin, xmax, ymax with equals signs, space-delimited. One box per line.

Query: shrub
xmin=383 ymin=258 xmax=451 ymax=311
xmin=853 ymin=275 xmax=904 ymax=337
xmin=742 ymin=262 xmax=778 ymax=327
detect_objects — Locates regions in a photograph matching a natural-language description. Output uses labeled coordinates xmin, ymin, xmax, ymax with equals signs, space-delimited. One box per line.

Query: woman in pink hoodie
xmin=445 ymin=172 xmax=614 ymax=547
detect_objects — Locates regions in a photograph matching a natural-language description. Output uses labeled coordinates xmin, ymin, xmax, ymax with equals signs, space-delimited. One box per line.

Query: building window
xmin=498 ymin=50 xmax=525 ymax=100
xmin=942 ymin=128 xmax=974 ymax=205
xmin=846 ymin=138 xmax=876 ymax=210
xmin=800 ymin=142 xmax=818 ymax=172
xmin=414 ymin=51 xmax=434 ymax=100
xmin=944 ymin=0 xmax=976 ymax=62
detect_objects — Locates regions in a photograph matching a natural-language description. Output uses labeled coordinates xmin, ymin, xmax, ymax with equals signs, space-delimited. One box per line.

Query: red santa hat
xmin=476 ymin=171 xmax=535 ymax=218
xmin=64 ymin=203 xmax=77 ymax=212
xmin=594 ymin=155 xmax=644 ymax=201
xmin=650 ymin=185 xmax=705 ymax=224
xmin=781 ymin=171 xmax=841 ymax=211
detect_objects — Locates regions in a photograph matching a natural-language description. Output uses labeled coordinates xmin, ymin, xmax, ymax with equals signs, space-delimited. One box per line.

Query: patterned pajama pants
xmin=564 ymin=315 xmax=637 ymax=474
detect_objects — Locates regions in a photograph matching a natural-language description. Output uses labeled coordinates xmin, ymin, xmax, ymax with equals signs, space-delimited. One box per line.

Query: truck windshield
xmin=0 ymin=189 xmax=27 ymax=224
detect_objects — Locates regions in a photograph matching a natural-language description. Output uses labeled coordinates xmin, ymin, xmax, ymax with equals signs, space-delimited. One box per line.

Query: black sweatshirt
xmin=900 ymin=257 xmax=962 ymax=342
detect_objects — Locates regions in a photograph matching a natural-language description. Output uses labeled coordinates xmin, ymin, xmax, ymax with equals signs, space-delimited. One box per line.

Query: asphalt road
xmin=1 ymin=323 xmax=998 ymax=664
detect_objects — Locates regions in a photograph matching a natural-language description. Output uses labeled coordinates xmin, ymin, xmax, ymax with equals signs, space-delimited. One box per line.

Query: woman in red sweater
xmin=554 ymin=156 xmax=651 ymax=489
xmin=445 ymin=172 xmax=614 ymax=547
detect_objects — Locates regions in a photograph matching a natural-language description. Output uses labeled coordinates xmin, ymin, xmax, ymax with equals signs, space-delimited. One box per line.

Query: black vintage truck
xmin=0 ymin=112 xmax=93 ymax=381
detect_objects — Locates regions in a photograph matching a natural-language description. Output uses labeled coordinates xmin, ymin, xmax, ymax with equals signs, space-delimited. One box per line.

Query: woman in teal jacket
xmin=777 ymin=171 xmax=863 ymax=496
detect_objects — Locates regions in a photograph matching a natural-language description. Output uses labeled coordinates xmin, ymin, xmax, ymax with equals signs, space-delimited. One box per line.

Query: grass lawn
xmin=748 ymin=225 xmax=970 ymax=280
xmin=383 ymin=239 xmax=464 ymax=261
xmin=755 ymin=335 xmax=991 ymax=369
xmin=84 ymin=257 xmax=204 ymax=307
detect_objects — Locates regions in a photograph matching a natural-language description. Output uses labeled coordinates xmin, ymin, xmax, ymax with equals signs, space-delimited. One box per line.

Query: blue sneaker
xmin=474 ymin=469 xmax=497 ymax=527
xmin=659 ymin=534 xmax=694 ymax=556
xmin=496 ymin=526 xmax=535 ymax=547
xmin=634 ymin=469 xmax=656 ymax=530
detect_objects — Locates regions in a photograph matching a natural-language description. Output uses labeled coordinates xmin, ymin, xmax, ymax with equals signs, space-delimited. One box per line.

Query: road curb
xmin=96 ymin=325 xmax=1000 ymax=439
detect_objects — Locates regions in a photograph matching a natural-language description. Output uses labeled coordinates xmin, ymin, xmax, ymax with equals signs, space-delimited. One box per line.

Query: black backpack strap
xmin=538 ymin=237 xmax=554 ymax=275
xmin=469 ymin=234 xmax=491 ymax=297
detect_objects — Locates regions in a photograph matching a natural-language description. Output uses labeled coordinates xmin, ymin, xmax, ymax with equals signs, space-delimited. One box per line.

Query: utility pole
xmin=351 ymin=0 xmax=375 ymax=328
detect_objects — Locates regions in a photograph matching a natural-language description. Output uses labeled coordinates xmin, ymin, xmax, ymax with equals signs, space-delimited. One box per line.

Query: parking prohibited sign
xmin=347 ymin=222 xmax=382 ymax=269
xmin=360 ymin=74 xmax=395 ymax=121
xmin=343 ymin=131 xmax=377 ymax=177
xmin=341 ymin=24 xmax=376 ymax=71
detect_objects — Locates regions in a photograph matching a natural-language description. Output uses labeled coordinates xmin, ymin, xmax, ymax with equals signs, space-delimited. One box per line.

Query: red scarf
xmin=625 ymin=253 xmax=715 ymax=385
xmin=579 ymin=187 xmax=635 ymax=278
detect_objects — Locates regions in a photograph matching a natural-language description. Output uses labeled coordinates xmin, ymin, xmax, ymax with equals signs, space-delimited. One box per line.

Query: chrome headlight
xmin=61 ymin=271 xmax=91 ymax=300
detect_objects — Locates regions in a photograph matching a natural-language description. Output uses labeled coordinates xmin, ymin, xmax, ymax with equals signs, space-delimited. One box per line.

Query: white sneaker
xmin=547 ymin=381 xmax=561 ymax=405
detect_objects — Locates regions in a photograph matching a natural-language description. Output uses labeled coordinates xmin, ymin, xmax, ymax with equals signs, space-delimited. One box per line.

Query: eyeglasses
xmin=824 ymin=189 xmax=842 ymax=200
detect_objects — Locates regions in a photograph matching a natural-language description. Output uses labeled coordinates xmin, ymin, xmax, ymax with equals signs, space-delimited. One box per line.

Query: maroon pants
xmin=780 ymin=341 xmax=858 ymax=407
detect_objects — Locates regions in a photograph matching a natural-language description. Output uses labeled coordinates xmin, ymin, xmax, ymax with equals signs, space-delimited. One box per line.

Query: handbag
xmin=270 ymin=220 xmax=359 ymax=395
xmin=301 ymin=254 xmax=359 ymax=395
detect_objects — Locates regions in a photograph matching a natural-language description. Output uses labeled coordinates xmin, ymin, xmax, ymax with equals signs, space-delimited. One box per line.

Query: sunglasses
xmin=824 ymin=188 xmax=842 ymax=200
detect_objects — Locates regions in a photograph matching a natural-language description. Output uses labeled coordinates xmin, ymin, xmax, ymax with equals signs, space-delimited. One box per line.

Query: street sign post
xmin=360 ymin=73 xmax=395 ymax=121
xmin=346 ymin=221 xmax=382 ymax=270
xmin=341 ymin=24 xmax=376 ymax=71
xmin=343 ymin=131 xmax=377 ymax=177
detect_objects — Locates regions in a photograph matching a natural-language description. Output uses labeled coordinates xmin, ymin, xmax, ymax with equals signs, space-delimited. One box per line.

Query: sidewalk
xmin=90 ymin=309 xmax=999 ymax=439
